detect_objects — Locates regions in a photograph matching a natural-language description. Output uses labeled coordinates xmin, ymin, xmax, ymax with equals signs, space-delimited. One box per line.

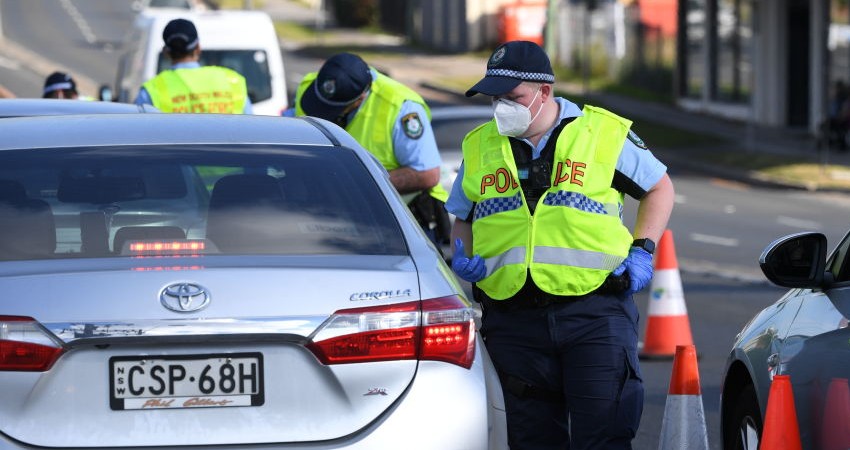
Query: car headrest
xmin=58 ymin=176 xmax=146 ymax=204
xmin=0 ymin=179 xmax=27 ymax=203
xmin=209 ymin=174 xmax=286 ymax=211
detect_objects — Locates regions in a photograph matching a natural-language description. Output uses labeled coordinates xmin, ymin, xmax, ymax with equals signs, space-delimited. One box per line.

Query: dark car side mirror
xmin=759 ymin=232 xmax=827 ymax=288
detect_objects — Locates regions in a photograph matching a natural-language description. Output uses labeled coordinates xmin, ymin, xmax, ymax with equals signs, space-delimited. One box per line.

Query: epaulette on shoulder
xmin=583 ymin=104 xmax=619 ymax=119
xmin=582 ymin=104 xmax=632 ymax=128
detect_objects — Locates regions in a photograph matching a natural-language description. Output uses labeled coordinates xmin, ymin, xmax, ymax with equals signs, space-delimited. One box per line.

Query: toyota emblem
xmin=160 ymin=283 xmax=210 ymax=313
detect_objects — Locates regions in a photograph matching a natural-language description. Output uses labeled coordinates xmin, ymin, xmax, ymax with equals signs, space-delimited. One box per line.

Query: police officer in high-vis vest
xmin=293 ymin=52 xmax=450 ymax=249
xmin=135 ymin=18 xmax=252 ymax=114
xmin=446 ymin=41 xmax=675 ymax=449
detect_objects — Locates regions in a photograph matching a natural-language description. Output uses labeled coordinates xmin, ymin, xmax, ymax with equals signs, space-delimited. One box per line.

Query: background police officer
xmin=446 ymin=40 xmax=675 ymax=449
xmin=293 ymin=52 xmax=450 ymax=249
xmin=135 ymin=18 xmax=252 ymax=114
xmin=42 ymin=71 xmax=79 ymax=99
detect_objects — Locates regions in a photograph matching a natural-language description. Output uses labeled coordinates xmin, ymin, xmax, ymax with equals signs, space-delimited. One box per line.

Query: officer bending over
xmin=293 ymin=52 xmax=450 ymax=250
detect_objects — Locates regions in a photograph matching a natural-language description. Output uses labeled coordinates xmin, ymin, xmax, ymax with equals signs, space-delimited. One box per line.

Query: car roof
xmin=0 ymin=99 xmax=160 ymax=118
xmin=0 ymin=113 xmax=361 ymax=151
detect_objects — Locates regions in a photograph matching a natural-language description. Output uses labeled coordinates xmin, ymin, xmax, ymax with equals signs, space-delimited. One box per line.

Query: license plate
xmin=109 ymin=352 xmax=264 ymax=410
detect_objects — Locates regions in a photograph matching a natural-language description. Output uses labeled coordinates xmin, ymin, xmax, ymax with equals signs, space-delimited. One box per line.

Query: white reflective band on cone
xmin=648 ymin=268 xmax=687 ymax=316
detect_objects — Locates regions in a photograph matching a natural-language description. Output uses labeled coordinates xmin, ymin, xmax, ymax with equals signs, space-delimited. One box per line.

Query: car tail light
xmin=307 ymin=296 xmax=476 ymax=369
xmin=0 ymin=316 xmax=65 ymax=371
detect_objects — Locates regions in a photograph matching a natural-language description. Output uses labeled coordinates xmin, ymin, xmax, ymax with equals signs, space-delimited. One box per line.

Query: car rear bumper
xmin=0 ymin=337 xmax=507 ymax=450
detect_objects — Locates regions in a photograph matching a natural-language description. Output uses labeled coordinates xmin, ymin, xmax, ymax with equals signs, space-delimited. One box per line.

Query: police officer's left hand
xmin=451 ymin=238 xmax=487 ymax=283
xmin=612 ymin=246 xmax=653 ymax=293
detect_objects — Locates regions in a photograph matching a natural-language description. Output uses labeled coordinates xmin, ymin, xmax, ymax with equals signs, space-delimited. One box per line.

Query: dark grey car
xmin=721 ymin=230 xmax=850 ymax=449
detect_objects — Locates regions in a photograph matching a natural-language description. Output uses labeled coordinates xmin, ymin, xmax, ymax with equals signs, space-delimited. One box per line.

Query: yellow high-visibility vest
xmin=461 ymin=105 xmax=634 ymax=299
xmin=295 ymin=71 xmax=448 ymax=202
xmin=144 ymin=66 xmax=248 ymax=114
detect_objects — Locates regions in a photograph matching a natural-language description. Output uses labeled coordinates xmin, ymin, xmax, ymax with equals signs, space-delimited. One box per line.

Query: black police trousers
xmin=480 ymin=291 xmax=644 ymax=450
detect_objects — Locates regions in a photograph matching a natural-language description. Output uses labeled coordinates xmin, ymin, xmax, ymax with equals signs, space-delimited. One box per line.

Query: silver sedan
xmin=0 ymin=113 xmax=506 ymax=449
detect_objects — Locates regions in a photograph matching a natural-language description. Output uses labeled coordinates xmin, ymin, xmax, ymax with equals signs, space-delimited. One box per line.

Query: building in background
xmin=330 ymin=0 xmax=847 ymax=136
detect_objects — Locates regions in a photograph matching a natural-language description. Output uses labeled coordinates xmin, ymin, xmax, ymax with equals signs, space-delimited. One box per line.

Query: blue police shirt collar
xmin=172 ymin=61 xmax=202 ymax=70
xmin=520 ymin=97 xmax=582 ymax=156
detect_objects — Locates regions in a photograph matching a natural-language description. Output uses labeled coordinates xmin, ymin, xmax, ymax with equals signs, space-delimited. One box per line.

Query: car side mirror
xmin=759 ymin=232 xmax=827 ymax=288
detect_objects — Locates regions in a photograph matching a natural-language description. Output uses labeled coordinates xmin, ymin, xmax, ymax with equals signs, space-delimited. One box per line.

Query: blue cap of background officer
xmin=43 ymin=71 xmax=78 ymax=99
xmin=162 ymin=18 xmax=199 ymax=58
xmin=301 ymin=52 xmax=372 ymax=127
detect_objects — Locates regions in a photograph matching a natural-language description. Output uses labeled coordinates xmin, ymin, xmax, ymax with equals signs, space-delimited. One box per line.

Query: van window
xmin=158 ymin=50 xmax=273 ymax=103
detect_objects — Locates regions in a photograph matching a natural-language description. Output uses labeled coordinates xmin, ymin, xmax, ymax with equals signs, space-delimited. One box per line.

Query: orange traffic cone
xmin=639 ymin=229 xmax=694 ymax=360
xmin=761 ymin=374 xmax=802 ymax=450
xmin=820 ymin=377 xmax=850 ymax=450
xmin=658 ymin=345 xmax=709 ymax=450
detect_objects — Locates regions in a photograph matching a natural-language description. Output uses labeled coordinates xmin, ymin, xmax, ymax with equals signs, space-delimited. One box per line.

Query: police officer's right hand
xmin=451 ymin=238 xmax=487 ymax=283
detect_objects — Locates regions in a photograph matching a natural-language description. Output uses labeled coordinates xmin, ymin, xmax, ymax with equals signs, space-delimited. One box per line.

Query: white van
xmin=115 ymin=9 xmax=288 ymax=115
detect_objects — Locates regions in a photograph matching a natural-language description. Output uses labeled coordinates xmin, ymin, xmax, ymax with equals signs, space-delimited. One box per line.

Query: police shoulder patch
xmin=627 ymin=130 xmax=648 ymax=150
xmin=401 ymin=113 xmax=424 ymax=139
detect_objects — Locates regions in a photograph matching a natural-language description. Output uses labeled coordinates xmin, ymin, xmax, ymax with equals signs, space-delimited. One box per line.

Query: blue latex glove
xmin=451 ymin=238 xmax=487 ymax=283
xmin=612 ymin=246 xmax=654 ymax=293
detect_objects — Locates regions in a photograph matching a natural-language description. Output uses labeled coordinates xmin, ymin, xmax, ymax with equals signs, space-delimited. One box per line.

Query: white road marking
xmin=776 ymin=215 xmax=821 ymax=230
xmin=674 ymin=194 xmax=687 ymax=204
xmin=0 ymin=55 xmax=21 ymax=70
xmin=690 ymin=232 xmax=739 ymax=247
xmin=724 ymin=205 xmax=736 ymax=214
xmin=60 ymin=0 xmax=97 ymax=44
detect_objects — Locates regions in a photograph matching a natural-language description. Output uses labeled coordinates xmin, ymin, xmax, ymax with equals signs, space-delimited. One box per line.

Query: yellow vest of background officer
xmin=461 ymin=106 xmax=634 ymax=300
xmin=144 ymin=66 xmax=248 ymax=114
xmin=295 ymin=71 xmax=448 ymax=203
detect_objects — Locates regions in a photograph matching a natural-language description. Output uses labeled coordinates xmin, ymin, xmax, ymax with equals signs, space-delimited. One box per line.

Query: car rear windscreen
xmin=0 ymin=144 xmax=407 ymax=260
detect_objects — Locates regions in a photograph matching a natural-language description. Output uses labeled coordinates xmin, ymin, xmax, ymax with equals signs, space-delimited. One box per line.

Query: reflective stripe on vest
xmin=295 ymin=71 xmax=448 ymax=203
xmin=144 ymin=66 xmax=248 ymax=114
xmin=461 ymin=105 xmax=634 ymax=300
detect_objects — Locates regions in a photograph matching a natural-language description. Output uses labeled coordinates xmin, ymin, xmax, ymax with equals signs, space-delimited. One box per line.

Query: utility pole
xmin=583 ymin=0 xmax=597 ymax=96
xmin=544 ymin=0 xmax=558 ymax=59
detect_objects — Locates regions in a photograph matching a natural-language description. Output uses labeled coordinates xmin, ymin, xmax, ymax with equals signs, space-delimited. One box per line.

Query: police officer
xmin=293 ymin=52 xmax=450 ymax=248
xmin=135 ymin=18 xmax=252 ymax=114
xmin=446 ymin=41 xmax=675 ymax=449
xmin=42 ymin=72 xmax=79 ymax=99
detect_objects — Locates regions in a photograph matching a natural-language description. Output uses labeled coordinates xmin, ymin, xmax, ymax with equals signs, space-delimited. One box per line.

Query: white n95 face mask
xmin=493 ymin=88 xmax=542 ymax=137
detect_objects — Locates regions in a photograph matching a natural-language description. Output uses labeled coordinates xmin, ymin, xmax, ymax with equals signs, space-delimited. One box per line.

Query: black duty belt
xmin=477 ymin=272 xmax=629 ymax=312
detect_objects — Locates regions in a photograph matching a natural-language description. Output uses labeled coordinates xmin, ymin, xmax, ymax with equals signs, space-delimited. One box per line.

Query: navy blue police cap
xmin=43 ymin=71 xmax=76 ymax=97
xmin=163 ymin=18 xmax=199 ymax=53
xmin=301 ymin=52 xmax=372 ymax=121
xmin=466 ymin=40 xmax=555 ymax=97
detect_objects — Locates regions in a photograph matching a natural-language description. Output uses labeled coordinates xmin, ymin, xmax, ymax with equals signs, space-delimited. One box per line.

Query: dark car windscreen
xmin=158 ymin=50 xmax=273 ymax=103
xmin=0 ymin=144 xmax=407 ymax=261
